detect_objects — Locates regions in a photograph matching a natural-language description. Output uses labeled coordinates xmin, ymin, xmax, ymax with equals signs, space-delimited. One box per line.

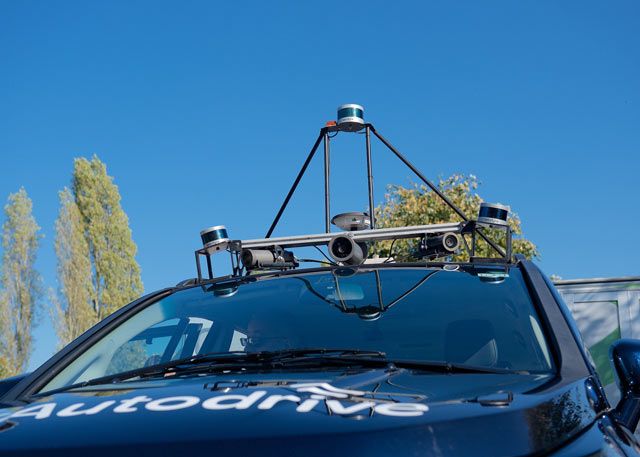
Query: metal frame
xmin=194 ymin=220 xmax=512 ymax=282
xmin=196 ymin=121 xmax=514 ymax=282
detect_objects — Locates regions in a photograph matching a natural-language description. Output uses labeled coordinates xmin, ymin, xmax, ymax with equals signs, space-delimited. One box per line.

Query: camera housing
xmin=241 ymin=247 xmax=298 ymax=271
xmin=417 ymin=232 xmax=460 ymax=260
xmin=328 ymin=235 xmax=368 ymax=266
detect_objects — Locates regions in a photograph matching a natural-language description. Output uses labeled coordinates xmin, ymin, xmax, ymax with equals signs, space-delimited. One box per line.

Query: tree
xmin=53 ymin=156 xmax=143 ymax=347
xmin=52 ymin=189 xmax=94 ymax=346
xmin=370 ymin=174 xmax=538 ymax=261
xmin=0 ymin=188 xmax=42 ymax=376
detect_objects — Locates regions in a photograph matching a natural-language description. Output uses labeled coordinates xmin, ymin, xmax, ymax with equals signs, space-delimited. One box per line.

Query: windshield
xmin=40 ymin=267 xmax=553 ymax=393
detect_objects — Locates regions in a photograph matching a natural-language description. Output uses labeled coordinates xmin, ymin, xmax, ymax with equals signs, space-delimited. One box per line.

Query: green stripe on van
xmin=589 ymin=328 xmax=621 ymax=386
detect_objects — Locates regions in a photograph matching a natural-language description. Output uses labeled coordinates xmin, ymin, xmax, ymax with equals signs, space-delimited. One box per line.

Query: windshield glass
xmin=40 ymin=267 xmax=553 ymax=393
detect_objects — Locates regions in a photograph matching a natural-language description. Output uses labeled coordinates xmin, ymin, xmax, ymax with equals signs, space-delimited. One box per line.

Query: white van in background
xmin=555 ymin=276 xmax=640 ymax=403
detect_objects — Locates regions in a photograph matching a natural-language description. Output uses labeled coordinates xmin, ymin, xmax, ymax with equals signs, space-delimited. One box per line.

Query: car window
xmin=40 ymin=267 xmax=554 ymax=393
xmin=105 ymin=318 xmax=176 ymax=375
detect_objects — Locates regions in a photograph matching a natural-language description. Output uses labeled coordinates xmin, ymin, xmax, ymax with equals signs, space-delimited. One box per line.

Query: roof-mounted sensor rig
xmin=194 ymin=105 xmax=513 ymax=282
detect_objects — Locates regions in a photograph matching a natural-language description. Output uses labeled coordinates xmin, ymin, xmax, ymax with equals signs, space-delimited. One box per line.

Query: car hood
xmin=0 ymin=368 xmax=599 ymax=456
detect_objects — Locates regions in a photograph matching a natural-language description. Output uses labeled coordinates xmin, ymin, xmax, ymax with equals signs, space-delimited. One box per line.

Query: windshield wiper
xmin=263 ymin=355 xmax=523 ymax=375
xmin=165 ymin=348 xmax=390 ymax=376
xmin=38 ymin=348 xmax=388 ymax=395
xmin=386 ymin=359 xmax=528 ymax=375
xmin=148 ymin=350 xmax=522 ymax=378
xmin=37 ymin=351 xmax=252 ymax=395
xmin=39 ymin=350 xmax=524 ymax=397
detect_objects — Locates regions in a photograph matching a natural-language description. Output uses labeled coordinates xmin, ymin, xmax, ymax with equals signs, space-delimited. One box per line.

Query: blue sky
xmin=1 ymin=1 xmax=638 ymax=370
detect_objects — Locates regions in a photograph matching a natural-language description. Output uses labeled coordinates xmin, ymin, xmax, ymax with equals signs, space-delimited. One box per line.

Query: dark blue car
xmin=0 ymin=259 xmax=639 ymax=456
xmin=1 ymin=110 xmax=638 ymax=456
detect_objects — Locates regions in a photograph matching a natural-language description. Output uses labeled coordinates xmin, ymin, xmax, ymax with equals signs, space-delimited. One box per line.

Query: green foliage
xmin=52 ymin=189 xmax=94 ymax=347
xmin=54 ymin=156 xmax=143 ymax=347
xmin=0 ymin=188 xmax=42 ymax=376
xmin=370 ymin=174 xmax=538 ymax=262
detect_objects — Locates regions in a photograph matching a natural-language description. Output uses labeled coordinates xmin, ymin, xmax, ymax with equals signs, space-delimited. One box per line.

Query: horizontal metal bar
xmin=238 ymin=222 xmax=465 ymax=249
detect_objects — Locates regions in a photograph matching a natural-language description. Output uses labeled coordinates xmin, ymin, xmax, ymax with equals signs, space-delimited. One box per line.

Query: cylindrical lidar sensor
xmin=337 ymin=104 xmax=365 ymax=131
xmin=477 ymin=203 xmax=510 ymax=227
xmin=200 ymin=225 xmax=230 ymax=253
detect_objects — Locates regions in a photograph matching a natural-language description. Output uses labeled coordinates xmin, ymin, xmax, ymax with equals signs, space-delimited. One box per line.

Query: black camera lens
xmin=445 ymin=235 xmax=457 ymax=248
xmin=331 ymin=237 xmax=352 ymax=258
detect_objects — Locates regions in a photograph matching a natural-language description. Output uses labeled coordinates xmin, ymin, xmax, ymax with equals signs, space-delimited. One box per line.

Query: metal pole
xmin=369 ymin=125 xmax=506 ymax=258
xmin=365 ymin=126 xmax=376 ymax=229
xmin=266 ymin=129 xmax=326 ymax=238
xmin=323 ymin=132 xmax=331 ymax=233
xmin=195 ymin=252 xmax=202 ymax=283
xmin=230 ymin=251 xmax=238 ymax=277
xmin=206 ymin=254 xmax=213 ymax=279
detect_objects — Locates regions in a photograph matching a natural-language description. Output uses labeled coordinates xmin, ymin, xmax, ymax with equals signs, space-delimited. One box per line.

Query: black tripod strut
xmin=265 ymin=128 xmax=327 ymax=238
xmin=365 ymin=125 xmax=376 ymax=229
xmin=323 ymin=131 xmax=331 ymax=233
xmin=369 ymin=125 xmax=506 ymax=258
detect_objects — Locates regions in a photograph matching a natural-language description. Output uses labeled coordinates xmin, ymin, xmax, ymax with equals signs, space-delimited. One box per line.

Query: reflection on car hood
xmin=0 ymin=368 xmax=598 ymax=456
